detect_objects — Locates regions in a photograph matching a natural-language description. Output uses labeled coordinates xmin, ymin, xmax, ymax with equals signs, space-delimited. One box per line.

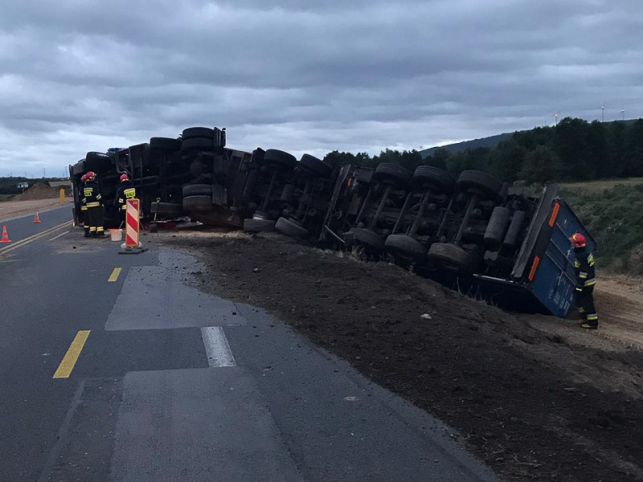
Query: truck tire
xmin=456 ymin=170 xmax=503 ymax=200
xmin=484 ymin=206 xmax=511 ymax=250
xmin=346 ymin=228 xmax=385 ymax=251
xmin=182 ymin=127 xmax=214 ymax=139
xmin=412 ymin=166 xmax=455 ymax=194
xmin=85 ymin=152 xmax=112 ymax=173
xmin=427 ymin=243 xmax=473 ymax=273
xmin=300 ymin=154 xmax=332 ymax=178
xmin=182 ymin=184 xmax=212 ymax=196
xmin=252 ymin=210 xmax=272 ymax=221
xmin=373 ymin=163 xmax=411 ymax=185
xmin=182 ymin=195 xmax=212 ymax=212
xmin=385 ymin=234 xmax=427 ymax=261
xmin=275 ymin=217 xmax=309 ymax=238
xmin=243 ymin=218 xmax=276 ymax=233
xmin=181 ymin=137 xmax=213 ymax=151
xmin=503 ymin=210 xmax=526 ymax=248
xmin=72 ymin=161 xmax=86 ymax=176
xmin=150 ymin=137 xmax=180 ymax=150
xmin=150 ymin=201 xmax=183 ymax=216
xmin=264 ymin=149 xmax=297 ymax=170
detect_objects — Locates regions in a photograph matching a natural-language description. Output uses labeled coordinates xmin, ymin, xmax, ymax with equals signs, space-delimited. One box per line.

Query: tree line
xmin=323 ymin=117 xmax=643 ymax=183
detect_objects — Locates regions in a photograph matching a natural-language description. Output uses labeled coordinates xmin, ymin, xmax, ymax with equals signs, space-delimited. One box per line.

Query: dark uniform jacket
xmin=573 ymin=248 xmax=596 ymax=289
xmin=82 ymin=180 xmax=102 ymax=208
xmin=116 ymin=181 xmax=137 ymax=211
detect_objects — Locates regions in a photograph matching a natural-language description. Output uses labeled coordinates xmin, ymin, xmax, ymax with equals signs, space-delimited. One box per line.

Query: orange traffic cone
xmin=34 ymin=211 xmax=41 ymax=224
xmin=0 ymin=225 xmax=10 ymax=244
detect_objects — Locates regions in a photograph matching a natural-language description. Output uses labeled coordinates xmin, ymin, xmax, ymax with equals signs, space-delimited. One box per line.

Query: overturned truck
xmin=69 ymin=127 xmax=595 ymax=318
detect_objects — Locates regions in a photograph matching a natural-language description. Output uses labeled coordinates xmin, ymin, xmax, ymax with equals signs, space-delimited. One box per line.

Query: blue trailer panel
xmin=514 ymin=190 xmax=596 ymax=317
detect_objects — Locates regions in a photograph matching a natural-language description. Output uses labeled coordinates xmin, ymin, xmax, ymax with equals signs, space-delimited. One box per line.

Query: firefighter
xmin=82 ymin=171 xmax=105 ymax=237
xmin=79 ymin=173 xmax=90 ymax=237
xmin=115 ymin=173 xmax=136 ymax=226
xmin=571 ymin=232 xmax=598 ymax=329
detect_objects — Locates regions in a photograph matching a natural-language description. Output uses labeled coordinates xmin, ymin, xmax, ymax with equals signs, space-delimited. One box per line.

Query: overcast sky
xmin=1 ymin=0 xmax=642 ymax=176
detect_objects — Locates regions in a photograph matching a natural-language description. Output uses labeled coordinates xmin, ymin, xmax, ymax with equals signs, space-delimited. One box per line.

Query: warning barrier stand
xmin=119 ymin=199 xmax=146 ymax=255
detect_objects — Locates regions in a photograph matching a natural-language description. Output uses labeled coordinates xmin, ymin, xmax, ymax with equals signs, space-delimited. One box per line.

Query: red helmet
xmin=120 ymin=173 xmax=130 ymax=183
xmin=86 ymin=171 xmax=96 ymax=180
xmin=80 ymin=173 xmax=87 ymax=182
xmin=570 ymin=232 xmax=587 ymax=248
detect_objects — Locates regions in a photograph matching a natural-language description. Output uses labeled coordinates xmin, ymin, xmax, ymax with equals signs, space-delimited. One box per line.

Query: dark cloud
xmin=1 ymin=0 xmax=642 ymax=175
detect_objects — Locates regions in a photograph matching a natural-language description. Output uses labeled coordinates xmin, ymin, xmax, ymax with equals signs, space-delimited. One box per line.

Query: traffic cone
xmin=0 ymin=225 xmax=10 ymax=244
xmin=33 ymin=211 xmax=41 ymax=224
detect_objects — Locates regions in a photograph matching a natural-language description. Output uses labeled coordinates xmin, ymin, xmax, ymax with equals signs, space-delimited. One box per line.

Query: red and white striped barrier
xmin=125 ymin=198 xmax=141 ymax=249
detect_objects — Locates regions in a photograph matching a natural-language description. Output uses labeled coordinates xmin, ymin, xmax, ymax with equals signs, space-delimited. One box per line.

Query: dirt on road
xmin=0 ymin=198 xmax=71 ymax=222
xmin=161 ymin=230 xmax=643 ymax=481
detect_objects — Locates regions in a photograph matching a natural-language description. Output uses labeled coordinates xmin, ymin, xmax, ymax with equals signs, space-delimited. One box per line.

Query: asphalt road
xmin=0 ymin=206 xmax=497 ymax=481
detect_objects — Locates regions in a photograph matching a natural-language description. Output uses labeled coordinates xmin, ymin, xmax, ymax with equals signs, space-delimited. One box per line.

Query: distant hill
xmin=420 ymin=119 xmax=639 ymax=159
xmin=420 ymin=132 xmax=515 ymax=158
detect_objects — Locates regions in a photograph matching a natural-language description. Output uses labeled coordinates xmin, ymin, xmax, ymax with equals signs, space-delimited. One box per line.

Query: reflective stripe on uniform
xmin=588 ymin=254 xmax=595 ymax=266
xmin=86 ymin=202 xmax=100 ymax=208
xmin=574 ymin=260 xmax=580 ymax=268
xmin=585 ymin=279 xmax=596 ymax=287
xmin=96 ymin=227 xmax=104 ymax=233
xmin=586 ymin=314 xmax=598 ymax=321
xmin=80 ymin=206 xmax=88 ymax=211
xmin=579 ymin=272 xmax=588 ymax=279
xmin=89 ymin=227 xmax=97 ymax=232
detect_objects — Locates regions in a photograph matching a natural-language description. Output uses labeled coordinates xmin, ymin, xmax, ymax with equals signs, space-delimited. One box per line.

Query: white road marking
xmin=201 ymin=327 xmax=236 ymax=367
xmin=49 ymin=230 xmax=70 ymax=241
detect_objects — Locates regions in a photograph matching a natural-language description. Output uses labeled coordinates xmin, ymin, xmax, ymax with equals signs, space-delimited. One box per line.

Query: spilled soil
xmin=164 ymin=230 xmax=643 ymax=481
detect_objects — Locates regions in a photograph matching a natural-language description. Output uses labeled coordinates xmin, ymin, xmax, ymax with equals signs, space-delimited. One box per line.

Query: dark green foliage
xmin=323 ymin=117 xmax=643 ymax=184
xmin=519 ymin=145 xmax=562 ymax=183
xmin=0 ymin=177 xmax=64 ymax=196
xmin=623 ymin=120 xmax=643 ymax=176
xmin=0 ymin=177 xmax=31 ymax=195
xmin=562 ymin=184 xmax=643 ymax=274
xmin=423 ymin=147 xmax=449 ymax=169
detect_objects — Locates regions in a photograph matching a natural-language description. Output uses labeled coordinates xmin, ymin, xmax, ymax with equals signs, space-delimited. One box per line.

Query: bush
xmin=561 ymin=183 xmax=643 ymax=274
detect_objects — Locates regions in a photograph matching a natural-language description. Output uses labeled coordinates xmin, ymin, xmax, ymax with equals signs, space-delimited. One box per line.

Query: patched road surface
xmin=0 ymin=206 xmax=496 ymax=481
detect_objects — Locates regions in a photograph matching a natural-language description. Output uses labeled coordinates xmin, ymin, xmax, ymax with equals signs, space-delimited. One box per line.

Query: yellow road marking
xmin=0 ymin=221 xmax=72 ymax=256
xmin=108 ymin=267 xmax=122 ymax=283
xmin=53 ymin=330 xmax=91 ymax=379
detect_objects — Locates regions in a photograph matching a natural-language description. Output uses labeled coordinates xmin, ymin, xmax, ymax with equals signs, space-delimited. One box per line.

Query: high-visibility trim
xmin=584 ymin=279 xmax=596 ymax=286
xmin=96 ymin=227 xmax=104 ymax=233
xmin=528 ymin=256 xmax=541 ymax=281
xmin=548 ymin=202 xmax=560 ymax=227
xmin=86 ymin=202 xmax=100 ymax=208
xmin=579 ymin=272 xmax=588 ymax=278
xmin=89 ymin=227 xmax=97 ymax=232
xmin=80 ymin=206 xmax=88 ymax=211
xmin=586 ymin=314 xmax=598 ymax=321
xmin=574 ymin=260 xmax=580 ymax=268
xmin=588 ymin=253 xmax=595 ymax=266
